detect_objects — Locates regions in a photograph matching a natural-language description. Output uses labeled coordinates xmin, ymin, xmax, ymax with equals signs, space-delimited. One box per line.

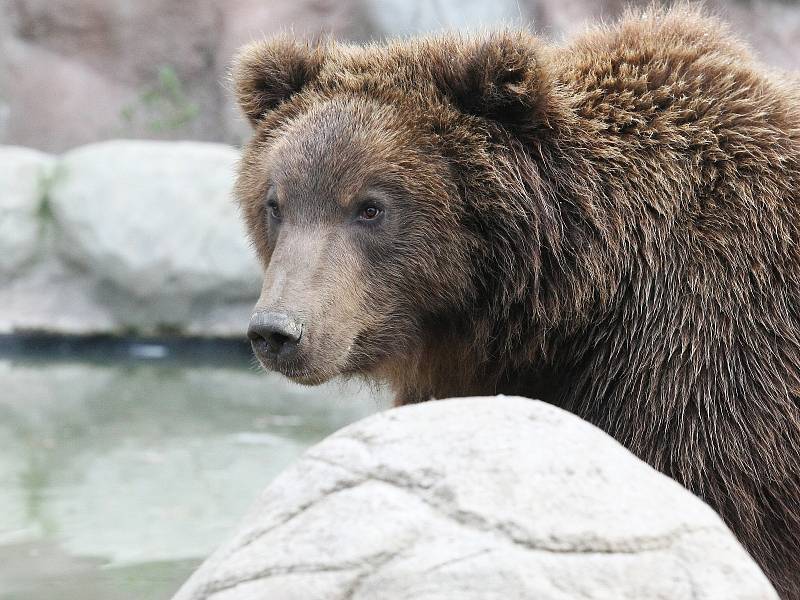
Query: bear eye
xmin=267 ymin=198 xmax=281 ymax=220
xmin=358 ymin=203 xmax=383 ymax=222
xmin=265 ymin=185 xmax=282 ymax=221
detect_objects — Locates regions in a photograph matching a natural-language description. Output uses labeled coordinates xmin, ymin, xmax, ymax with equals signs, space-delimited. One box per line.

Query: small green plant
xmin=35 ymin=163 xmax=66 ymax=229
xmin=120 ymin=65 xmax=199 ymax=134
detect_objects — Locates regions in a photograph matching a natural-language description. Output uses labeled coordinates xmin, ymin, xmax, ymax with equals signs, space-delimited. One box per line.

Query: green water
xmin=0 ymin=353 xmax=386 ymax=599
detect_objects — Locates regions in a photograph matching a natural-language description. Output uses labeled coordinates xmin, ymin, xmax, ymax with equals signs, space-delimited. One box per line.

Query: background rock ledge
xmin=173 ymin=396 xmax=777 ymax=600
xmin=0 ymin=141 xmax=261 ymax=338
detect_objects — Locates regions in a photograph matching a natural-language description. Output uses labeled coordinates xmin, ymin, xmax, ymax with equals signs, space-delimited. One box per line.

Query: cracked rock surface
xmin=173 ymin=396 xmax=777 ymax=600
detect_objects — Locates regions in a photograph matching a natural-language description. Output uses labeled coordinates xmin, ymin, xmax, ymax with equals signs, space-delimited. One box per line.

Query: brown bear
xmin=232 ymin=6 xmax=800 ymax=598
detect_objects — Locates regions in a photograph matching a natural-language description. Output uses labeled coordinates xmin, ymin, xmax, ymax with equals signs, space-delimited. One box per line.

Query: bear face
xmin=234 ymin=34 xmax=553 ymax=389
xmin=238 ymin=96 xmax=469 ymax=385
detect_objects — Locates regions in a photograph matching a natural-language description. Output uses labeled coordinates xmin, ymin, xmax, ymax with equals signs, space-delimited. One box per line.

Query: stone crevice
xmin=302 ymin=453 xmax=725 ymax=558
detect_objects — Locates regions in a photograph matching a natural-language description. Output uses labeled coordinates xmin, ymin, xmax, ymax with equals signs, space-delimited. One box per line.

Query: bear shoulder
xmin=559 ymin=5 xmax=754 ymax=78
xmin=552 ymin=5 xmax=797 ymax=142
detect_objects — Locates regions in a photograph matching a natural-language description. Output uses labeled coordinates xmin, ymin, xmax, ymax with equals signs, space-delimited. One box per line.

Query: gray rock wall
xmin=1 ymin=0 xmax=798 ymax=152
xmin=0 ymin=141 xmax=259 ymax=338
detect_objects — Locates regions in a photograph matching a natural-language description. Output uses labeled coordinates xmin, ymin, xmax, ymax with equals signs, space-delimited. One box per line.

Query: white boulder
xmin=0 ymin=141 xmax=263 ymax=337
xmin=0 ymin=258 xmax=117 ymax=335
xmin=50 ymin=140 xmax=259 ymax=300
xmin=173 ymin=396 xmax=777 ymax=600
xmin=0 ymin=146 xmax=53 ymax=275
xmin=39 ymin=140 xmax=261 ymax=333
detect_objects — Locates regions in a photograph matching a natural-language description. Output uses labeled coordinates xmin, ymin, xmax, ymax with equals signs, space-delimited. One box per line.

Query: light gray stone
xmin=48 ymin=140 xmax=260 ymax=332
xmin=173 ymin=396 xmax=777 ymax=600
xmin=0 ymin=258 xmax=117 ymax=335
xmin=0 ymin=146 xmax=53 ymax=275
xmin=0 ymin=141 xmax=261 ymax=337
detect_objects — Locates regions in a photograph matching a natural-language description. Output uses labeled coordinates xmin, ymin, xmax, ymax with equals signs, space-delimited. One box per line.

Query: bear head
xmin=232 ymin=33 xmax=559 ymax=388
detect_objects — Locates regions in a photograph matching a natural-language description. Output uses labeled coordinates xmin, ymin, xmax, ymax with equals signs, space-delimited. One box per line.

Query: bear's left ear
xmin=433 ymin=31 xmax=551 ymax=130
xmin=232 ymin=37 xmax=325 ymax=126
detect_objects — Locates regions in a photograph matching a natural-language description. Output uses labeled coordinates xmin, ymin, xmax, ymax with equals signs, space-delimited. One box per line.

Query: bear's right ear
xmin=231 ymin=37 xmax=324 ymax=126
xmin=433 ymin=31 xmax=551 ymax=131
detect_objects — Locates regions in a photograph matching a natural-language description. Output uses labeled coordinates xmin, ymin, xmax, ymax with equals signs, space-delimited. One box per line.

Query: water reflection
xmin=0 ymin=353 xmax=386 ymax=599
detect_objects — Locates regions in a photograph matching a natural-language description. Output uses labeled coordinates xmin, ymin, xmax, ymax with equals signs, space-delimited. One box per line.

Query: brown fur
xmin=233 ymin=6 xmax=800 ymax=597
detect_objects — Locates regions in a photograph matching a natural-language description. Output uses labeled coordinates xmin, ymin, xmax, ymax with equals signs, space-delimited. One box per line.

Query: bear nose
xmin=247 ymin=311 xmax=303 ymax=357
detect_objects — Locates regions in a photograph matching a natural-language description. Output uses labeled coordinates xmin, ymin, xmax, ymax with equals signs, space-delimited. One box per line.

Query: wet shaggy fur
xmin=233 ymin=6 xmax=800 ymax=597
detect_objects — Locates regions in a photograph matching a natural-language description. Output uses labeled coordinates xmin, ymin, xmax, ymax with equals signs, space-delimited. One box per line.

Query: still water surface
xmin=0 ymin=339 xmax=386 ymax=600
